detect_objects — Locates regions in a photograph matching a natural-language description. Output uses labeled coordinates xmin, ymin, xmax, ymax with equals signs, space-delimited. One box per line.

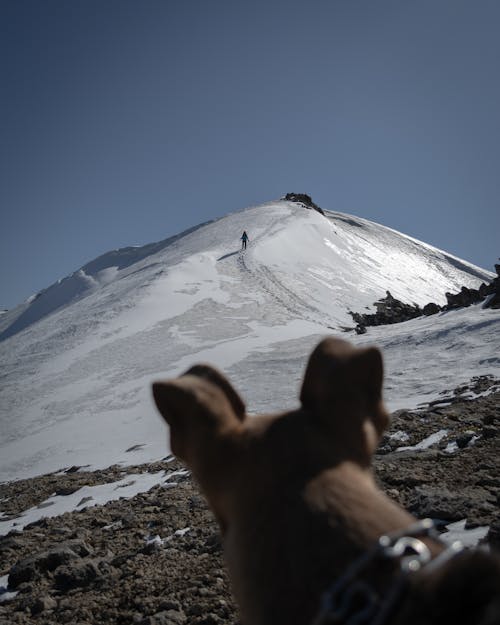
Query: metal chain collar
xmin=310 ymin=518 xmax=464 ymax=625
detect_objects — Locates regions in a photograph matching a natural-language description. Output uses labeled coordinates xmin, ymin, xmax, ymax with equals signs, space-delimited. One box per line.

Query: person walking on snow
xmin=240 ymin=230 xmax=249 ymax=250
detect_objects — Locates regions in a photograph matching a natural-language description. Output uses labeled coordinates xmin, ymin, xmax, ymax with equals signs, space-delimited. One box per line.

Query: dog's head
xmin=152 ymin=338 xmax=389 ymax=532
xmin=152 ymin=337 xmax=388 ymax=482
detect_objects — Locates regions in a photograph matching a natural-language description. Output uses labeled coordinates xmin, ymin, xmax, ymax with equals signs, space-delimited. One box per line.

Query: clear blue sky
xmin=1 ymin=0 xmax=499 ymax=310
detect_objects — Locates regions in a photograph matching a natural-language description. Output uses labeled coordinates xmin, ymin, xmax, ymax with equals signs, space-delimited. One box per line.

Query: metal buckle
xmin=380 ymin=536 xmax=432 ymax=572
xmin=311 ymin=519 xmax=450 ymax=625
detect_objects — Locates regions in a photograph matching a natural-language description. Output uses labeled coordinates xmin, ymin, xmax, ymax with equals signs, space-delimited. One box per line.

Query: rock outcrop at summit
xmin=282 ymin=193 xmax=325 ymax=215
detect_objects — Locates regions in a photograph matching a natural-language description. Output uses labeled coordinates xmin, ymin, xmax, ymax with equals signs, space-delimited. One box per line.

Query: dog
xmin=152 ymin=337 xmax=500 ymax=625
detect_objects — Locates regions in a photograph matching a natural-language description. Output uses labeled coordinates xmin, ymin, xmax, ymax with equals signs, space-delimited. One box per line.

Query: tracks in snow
xmin=236 ymin=251 xmax=335 ymax=328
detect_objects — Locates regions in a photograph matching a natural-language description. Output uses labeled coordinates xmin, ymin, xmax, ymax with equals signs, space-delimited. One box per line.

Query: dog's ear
xmin=152 ymin=366 xmax=245 ymax=462
xmin=184 ymin=364 xmax=246 ymax=421
xmin=300 ymin=337 xmax=388 ymax=435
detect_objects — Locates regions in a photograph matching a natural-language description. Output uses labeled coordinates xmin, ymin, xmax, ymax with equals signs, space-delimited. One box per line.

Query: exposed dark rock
xmin=487 ymin=292 xmax=500 ymax=309
xmin=141 ymin=608 xmax=187 ymax=624
xmin=408 ymin=486 xmax=467 ymax=521
xmin=406 ymin=484 xmax=495 ymax=525
xmin=489 ymin=520 xmax=500 ymax=550
xmin=423 ymin=302 xmax=441 ymax=316
xmin=282 ymin=193 xmax=325 ymax=215
xmin=30 ymin=595 xmax=58 ymax=615
xmin=445 ymin=286 xmax=483 ymax=308
xmin=350 ymin=260 xmax=500 ymax=331
xmin=54 ymin=559 xmax=103 ymax=590
xmin=483 ymin=426 xmax=499 ymax=439
xmin=8 ymin=540 xmax=92 ymax=588
xmin=350 ymin=291 xmax=423 ymax=330
xmin=456 ymin=432 xmax=476 ymax=449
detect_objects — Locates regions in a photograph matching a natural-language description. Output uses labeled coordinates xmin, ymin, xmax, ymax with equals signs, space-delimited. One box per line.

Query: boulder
xmin=8 ymin=540 xmax=92 ymax=589
xmin=54 ymin=559 xmax=101 ymax=591
xmin=423 ymin=302 xmax=441 ymax=316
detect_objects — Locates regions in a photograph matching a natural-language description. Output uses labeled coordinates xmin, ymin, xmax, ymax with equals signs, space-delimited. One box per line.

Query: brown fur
xmin=152 ymin=337 xmax=500 ymax=625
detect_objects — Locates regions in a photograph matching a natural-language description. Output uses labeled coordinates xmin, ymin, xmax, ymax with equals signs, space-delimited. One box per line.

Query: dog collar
xmin=310 ymin=518 xmax=464 ymax=625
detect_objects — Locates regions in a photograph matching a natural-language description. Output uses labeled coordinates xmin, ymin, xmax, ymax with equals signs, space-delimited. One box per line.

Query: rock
xmin=423 ymin=302 xmax=441 ymax=316
xmin=54 ymin=559 xmax=101 ymax=591
xmin=486 ymin=292 xmax=500 ymax=309
xmin=55 ymin=486 xmax=80 ymax=496
xmin=142 ymin=609 xmax=186 ymax=625
xmin=282 ymin=193 xmax=325 ymax=215
xmin=482 ymin=425 xmax=498 ymax=438
xmin=8 ymin=540 xmax=92 ymax=588
xmin=409 ymin=486 xmax=467 ymax=520
xmin=186 ymin=602 xmax=204 ymax=617
xmin=350 ymin=261 xmax=500 ymax=329
xmin=77 ymin=496 xmax=94 ymax=507
xmin=8 ymin=559 xmax=38 ymax=587
xmin=121 ymin=511 xmax=139 ymax=528
xmin=0 ymin=536 xmax=22 ymax=553
xmin=350 ymin=292 xmax=422 ymax=329
xmin=456 ymin=432 xmax=475 ymax=448
xmin=31 ymin=595 xmax=58 ymax=614
xmin=489 ymin=520 xmax=500 ymax=550
xmin=110 ymin=550 xmax=138 ymax=567
xmin=408 ymin=485 xmax=495 ymax=525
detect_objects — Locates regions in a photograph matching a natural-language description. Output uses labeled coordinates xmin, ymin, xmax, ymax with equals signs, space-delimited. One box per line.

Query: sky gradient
xmin=1 ymin=0 xmax=499 ymax=309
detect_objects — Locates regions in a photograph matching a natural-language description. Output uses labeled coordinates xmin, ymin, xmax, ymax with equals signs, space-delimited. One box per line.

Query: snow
xmin=440 ymin=520 xmax=490 ymax=548
xmin=389 ymin=430 xmax=410 ymax=442
xmin=145 ymin=534 xmax=165 ymax=547
xmin=144 ymin=527 xmax=191 ymax=549
xmin=0 ymin=470 xmax=188 ymax=537
xmin=396 ymin=429 xmax=448 ymax=452
xmin=0 ymin=200 xmax=498 ymax=483
xmin=0 ymin=575 xmax=18 ymax=602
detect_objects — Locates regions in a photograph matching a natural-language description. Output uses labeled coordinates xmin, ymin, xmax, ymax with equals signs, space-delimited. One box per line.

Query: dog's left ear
xmin=152 ymin=365 xmax=246 ymax=462
xmin=183 ymin=364 xmax=245 ymax=421
xmin=300 ymin=337 xmax=388 ymax=435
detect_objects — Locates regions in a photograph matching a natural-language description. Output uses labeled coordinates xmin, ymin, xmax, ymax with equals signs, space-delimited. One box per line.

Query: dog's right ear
xmin=300 ymin=337 xmax=388 ymax=436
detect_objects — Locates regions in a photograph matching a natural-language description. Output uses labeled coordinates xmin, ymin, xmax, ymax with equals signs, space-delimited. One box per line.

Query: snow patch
xmin=396 ymin=429 xmax=448 ymax=452
xmin=389 ymin=430 xmax=410 ymax=442
xmin=0 ymin=470 xmax=187 ymax=536
xmin=440 ymin=519 xmax=489 ymax=547
xmin=0 ymin=574 xmax=18 ymax=603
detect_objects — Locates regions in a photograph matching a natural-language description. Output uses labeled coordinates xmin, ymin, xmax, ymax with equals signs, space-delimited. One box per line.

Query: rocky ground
xmin=1 ymin=377 xmax=499 ymax=625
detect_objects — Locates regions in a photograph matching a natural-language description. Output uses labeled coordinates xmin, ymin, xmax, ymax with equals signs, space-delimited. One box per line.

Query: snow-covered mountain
xmin=1 ymin=200 xmax=498 ymax=483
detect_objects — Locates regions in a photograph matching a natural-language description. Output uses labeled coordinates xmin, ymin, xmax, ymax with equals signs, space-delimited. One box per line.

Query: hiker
xmin=240 ymin=231 xmax=249 ymax=250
